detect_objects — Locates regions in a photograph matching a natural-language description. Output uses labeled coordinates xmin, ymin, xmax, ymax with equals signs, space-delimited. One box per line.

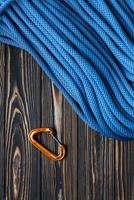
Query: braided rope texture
xmin=0 ymin=0 xmax=134 ymax=140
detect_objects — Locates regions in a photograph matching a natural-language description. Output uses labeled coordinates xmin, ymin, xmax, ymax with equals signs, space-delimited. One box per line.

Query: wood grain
xmin=0 ymin=44 xmax=134 ymax=200
xmin=0 ymin=44 xmax=5 ymax=200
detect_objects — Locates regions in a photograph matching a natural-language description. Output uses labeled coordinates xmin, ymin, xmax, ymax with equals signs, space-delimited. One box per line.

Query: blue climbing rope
xmin=0 ymin=0 xmax=134 ymax=140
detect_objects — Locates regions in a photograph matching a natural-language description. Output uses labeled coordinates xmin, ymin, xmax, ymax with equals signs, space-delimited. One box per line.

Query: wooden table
xmin=0 ymin=44 xmax=134 ymax=200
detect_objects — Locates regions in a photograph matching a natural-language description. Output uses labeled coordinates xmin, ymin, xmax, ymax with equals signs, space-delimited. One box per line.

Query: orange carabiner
xmin=28 ymin=128 xmax=65 ymax=161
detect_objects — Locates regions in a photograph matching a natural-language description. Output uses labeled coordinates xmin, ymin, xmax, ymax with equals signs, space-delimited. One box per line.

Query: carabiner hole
xmin=33 ymin=131 xmax=59 ymax=155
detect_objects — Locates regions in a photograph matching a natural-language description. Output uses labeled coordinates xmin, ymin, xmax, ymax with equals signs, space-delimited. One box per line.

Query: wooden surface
xmin=0 ymin=44 xmax=134 ymax=200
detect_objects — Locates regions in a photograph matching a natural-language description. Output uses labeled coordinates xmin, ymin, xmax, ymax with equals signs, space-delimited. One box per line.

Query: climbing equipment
xmin=29 ymin=128 xmax=65 ymax=161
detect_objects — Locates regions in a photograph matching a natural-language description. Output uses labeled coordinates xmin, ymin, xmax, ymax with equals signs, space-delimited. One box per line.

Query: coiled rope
xmin=0 ymin=0 xmax=134 ymax=140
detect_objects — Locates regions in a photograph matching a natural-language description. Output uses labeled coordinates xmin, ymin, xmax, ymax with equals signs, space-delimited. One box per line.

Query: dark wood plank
xmin=0 ymin=44 xmax=6 ymax=199
xmin=40 ymin=75 xmax=56 ymax=200
xmin=3 ymin=46 xmax=41 ymax=200
xmin=62 ymin=96 xmax=78 ymax=200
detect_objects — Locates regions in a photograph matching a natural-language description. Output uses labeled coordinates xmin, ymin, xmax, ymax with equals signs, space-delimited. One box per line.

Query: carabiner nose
xmin=28 ymin=128 xmax=65 ymax=161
